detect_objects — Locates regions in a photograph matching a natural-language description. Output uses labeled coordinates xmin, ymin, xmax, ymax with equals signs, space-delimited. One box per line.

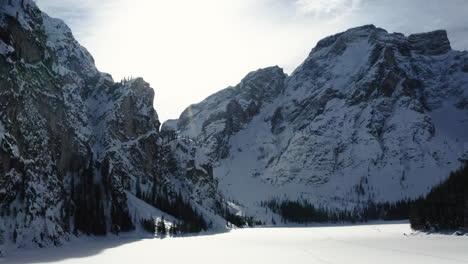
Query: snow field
xmin=3 ymin=221 xmax=468 ymax=264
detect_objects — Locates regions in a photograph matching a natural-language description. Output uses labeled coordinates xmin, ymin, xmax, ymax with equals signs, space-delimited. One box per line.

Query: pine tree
xmin=168 ymin=223 xmax=178 ymax=236
xmin=156 ymin=217 xmax=166 ymax=236
xmin=136 ymin=177 xmax=142 ymax=199
xmin=12 ymin=228 xmax=17 ymax=243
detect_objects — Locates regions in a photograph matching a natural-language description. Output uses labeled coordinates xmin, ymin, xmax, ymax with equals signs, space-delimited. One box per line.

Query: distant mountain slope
xmin=165 ymin=24 xmax=468 ymax=215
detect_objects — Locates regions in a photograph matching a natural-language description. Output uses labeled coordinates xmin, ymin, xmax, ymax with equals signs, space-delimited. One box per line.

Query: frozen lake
xmin=2 ymin=221 xmax=468 ymax=264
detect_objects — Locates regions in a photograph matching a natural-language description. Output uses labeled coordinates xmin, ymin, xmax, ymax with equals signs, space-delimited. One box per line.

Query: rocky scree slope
xmin=164 ymin=25 xmax=468 ymax=216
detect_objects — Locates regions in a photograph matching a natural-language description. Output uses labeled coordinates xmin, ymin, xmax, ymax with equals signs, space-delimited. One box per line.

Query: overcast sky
xmin=35 ymin=0 xmax=468 ymax=122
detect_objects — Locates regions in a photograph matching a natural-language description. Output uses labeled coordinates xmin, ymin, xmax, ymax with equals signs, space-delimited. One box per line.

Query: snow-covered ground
xmin=2 ymin=221 xmax=468 ymax=264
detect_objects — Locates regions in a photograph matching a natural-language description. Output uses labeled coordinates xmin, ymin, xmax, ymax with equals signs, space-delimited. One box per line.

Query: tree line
xmin=262 ymin=198 xmax=411 ymax=224
xmin=136 ymin=186 xmax=209 ymax=234
xmin=223 ymin=206 xmax=263 ymax=227
xmin=262 ymin=162 xmax=468 ymax=232
xmin=410 ymin=162 xmax=468 ymax=231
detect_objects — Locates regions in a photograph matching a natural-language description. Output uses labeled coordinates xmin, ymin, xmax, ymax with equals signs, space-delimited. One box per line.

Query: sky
xmin=34 ymin=0 xmax=468 ymax=123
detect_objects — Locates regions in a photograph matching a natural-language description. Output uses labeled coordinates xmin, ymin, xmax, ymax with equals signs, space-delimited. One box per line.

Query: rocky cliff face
xmin=0 ymin=0 xmax=226 ymax=253
xmin=167 ymin=25 xmax=468 ymax=213
xmin=174 ymin=66 xmax=286 ymax=160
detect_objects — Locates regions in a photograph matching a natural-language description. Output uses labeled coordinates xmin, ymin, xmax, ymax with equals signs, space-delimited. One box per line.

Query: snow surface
xmin=2 ymin=222 xmax=468 ymax=264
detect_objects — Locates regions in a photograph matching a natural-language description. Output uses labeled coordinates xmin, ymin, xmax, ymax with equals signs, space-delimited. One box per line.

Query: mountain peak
xmin=310 ymin=25 xmax=386 ymax=55
xmin=408 ymin=29 xmax=451 ymax=55
xmin=310 ymin=25 xmax=452 ymax=58
xmin=345 ymin=24 xmax=380 ymax=33
xmin=240 ymin=66 xmax=285 ymax=87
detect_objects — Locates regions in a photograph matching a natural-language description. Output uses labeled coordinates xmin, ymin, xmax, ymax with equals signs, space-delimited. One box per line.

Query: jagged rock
xmin=408 ymin=30 xmax=451 ymax=55
xmin=175 ymin=66 xmax=286 ymax=160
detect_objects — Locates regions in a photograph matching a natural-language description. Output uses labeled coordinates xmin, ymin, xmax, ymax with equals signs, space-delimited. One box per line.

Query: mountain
xmin=0 ymin=0 xmax=226 ymax=254
xmin=164 ymin=25 xmax=468 ymax=218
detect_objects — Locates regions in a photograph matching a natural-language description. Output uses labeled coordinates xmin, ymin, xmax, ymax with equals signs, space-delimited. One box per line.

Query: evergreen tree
xmin=156 ymin=217 xmax=166 ymax=236
xmin=140 ymin=218 xmax=156 ymax=234
xmin=136 ymin=177 xmax=142 ymax=199
xmin=410 ymin=162 xmax=468 ymax=231
xmin=12 ymin=228 xmax=17 ymax=243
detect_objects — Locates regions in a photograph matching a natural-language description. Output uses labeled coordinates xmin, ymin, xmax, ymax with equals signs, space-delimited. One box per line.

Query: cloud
xmin=34 ymin=0 xmax=120 ymax=41
xmin=294 ymin=0 xmax=361 ymax=17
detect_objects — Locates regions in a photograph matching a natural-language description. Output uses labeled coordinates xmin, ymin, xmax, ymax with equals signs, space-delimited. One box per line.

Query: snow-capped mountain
xmin=0 ymin=0 xmax=226 ymax=254
xmin=165 ymin=25 xmax=468 ymax=213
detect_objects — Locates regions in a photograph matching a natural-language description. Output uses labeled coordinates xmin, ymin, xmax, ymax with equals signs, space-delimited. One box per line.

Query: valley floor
xmin=2 ymin=221 xmax=468 ymax=264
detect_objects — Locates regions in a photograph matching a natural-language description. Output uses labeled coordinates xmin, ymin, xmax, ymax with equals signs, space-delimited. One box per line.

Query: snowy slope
xmin=166 ymin=25 xmax=468 ymax=215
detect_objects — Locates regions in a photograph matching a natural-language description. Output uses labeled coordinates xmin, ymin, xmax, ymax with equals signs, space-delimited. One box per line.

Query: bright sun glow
xmin=62 ymin=0 xmax=352 ymax=122
xmin=36 ymin=0 xmax=468 ymax=122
